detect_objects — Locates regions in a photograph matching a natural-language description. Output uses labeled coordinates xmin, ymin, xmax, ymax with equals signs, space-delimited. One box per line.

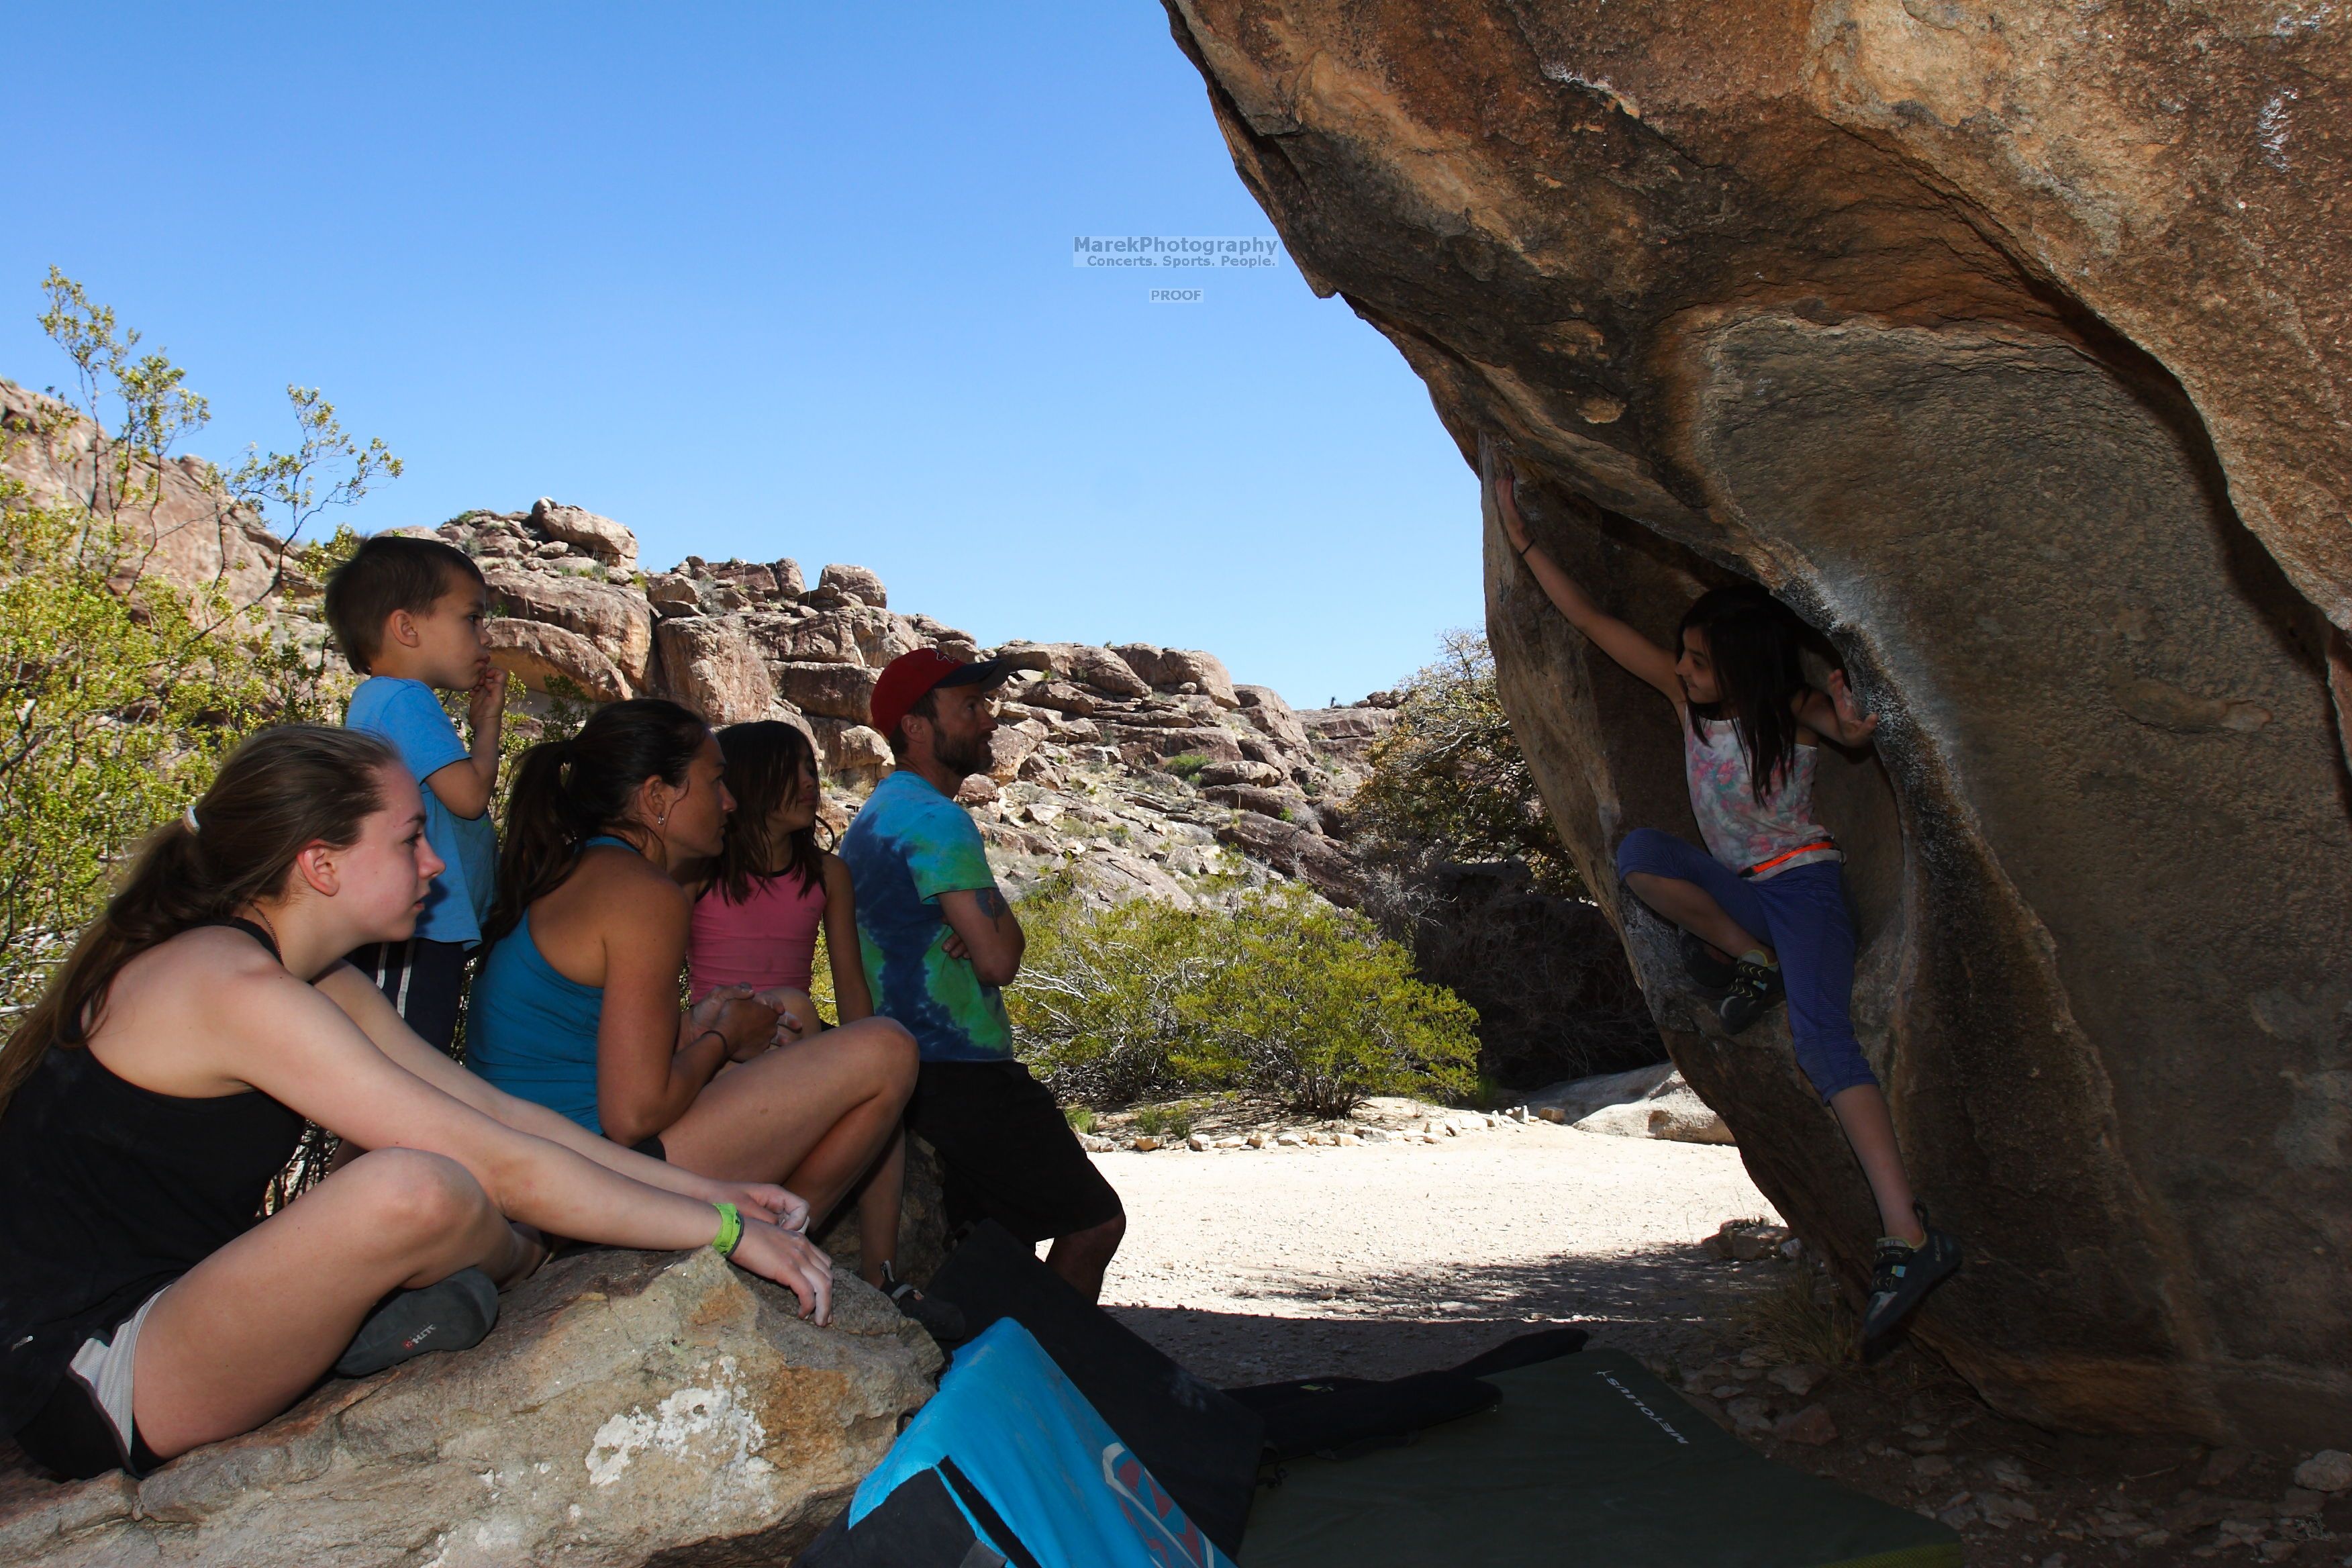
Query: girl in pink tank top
xmin=690 ymin=723 xmax=872 ymax=1026
xmin=689 ymin=723 xmax=955 ymax=1333
xmin=690 ymin=856 xmax=829 ymax=999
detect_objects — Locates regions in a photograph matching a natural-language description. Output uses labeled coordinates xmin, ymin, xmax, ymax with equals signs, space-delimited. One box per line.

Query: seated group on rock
xmin=0 ymin=535 xmax=1122 ymax=1482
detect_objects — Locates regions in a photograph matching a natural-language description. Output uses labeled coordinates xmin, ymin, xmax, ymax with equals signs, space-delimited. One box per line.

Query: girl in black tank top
xmin=0 ymin=922 xmax=303 ymax=1442
xmin=0 ymin=726 xmax=834 ymax=1482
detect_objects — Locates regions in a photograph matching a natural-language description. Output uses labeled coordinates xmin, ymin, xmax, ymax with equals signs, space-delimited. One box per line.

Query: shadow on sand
xmin=1104 ymin=1240 xmax=1793 ymax=1386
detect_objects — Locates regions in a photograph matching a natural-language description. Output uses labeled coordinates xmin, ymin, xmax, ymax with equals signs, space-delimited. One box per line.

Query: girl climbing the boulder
xmin=681 ymin=719 xmax=959 ymax=1340
xmin=0 ymin=727 xmax=836 ymax=1481
xmin=1494 ymin=458 xmax=1961 ymax=1358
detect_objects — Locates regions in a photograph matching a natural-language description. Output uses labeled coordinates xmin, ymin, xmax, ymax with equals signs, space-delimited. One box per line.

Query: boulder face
xmin=1 ymin=380 xmax=287 ymax=614
xmin=1167 ymin=0 xmax=2352 ymax=1442
xmin=0 ymin=1249 xmax=940 ymax=1568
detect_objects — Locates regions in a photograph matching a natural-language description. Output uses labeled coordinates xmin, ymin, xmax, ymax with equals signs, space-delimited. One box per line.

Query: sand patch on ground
xmin=1094 ymin=1121 xmax=1775 ymax=1384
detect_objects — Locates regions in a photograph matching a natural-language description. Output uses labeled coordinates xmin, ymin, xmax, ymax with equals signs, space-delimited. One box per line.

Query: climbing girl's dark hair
xmin=710 ymin=721 xmax=826 ymax=905
xmin=484 ymin=697 xmax=711 ymax=944
xmin=0 ymin=726 xmax=398 ymax=1119
xmin=1679 ymin=585 xmax=1810 ymax=805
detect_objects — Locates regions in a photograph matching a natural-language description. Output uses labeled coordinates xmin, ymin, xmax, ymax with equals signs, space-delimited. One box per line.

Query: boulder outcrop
xmin=0 ymin=1249 xmax=939 ymax=1568
xmin=0 ymin=381 xmax=288 ymax=615
xmin=480 ymin=561 xmax=656 ymax=692
xmin=654 ymin=614 xmax=781 ymax=726
xmin=1168 ymin=0 xmax=2352 ymax=1442
xmin=482 ymin=617 xmax=630 ymax=703
xmin=530 ymin=497 xmax=638 ymax=574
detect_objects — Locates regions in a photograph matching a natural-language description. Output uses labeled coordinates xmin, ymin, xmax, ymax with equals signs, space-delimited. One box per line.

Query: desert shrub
xmin=1010 ymin=877 xmax=1479 ymax=1118
xmin=1162 ymin=752 xmax=1210 ymax=781
xmin=1130 ymin=1100 xmax=1204 ymax=1138
xmin=1349 ymin=628 xmax=1575 ymax=892
xmin=1005 ymin=881 xmax=1224 ymax=1106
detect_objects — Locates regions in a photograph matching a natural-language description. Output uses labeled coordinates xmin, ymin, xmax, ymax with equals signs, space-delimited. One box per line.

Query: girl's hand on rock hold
xmin=730 ymin=1218 xmax=835 ymax=1324
xmin=1827 ymin=669 xmax=1881 ymax=743
xmin=1494 ymin=466 xmax=1532 ymax=549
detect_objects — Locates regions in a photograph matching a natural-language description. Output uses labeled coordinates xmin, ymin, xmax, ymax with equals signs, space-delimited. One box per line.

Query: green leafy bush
xmin=1162 ymin=752 xmax=1210 ymax=781
xmin=1349 ymin=628 xmax=1576 ymax=892
xmin=1010 ymin=877 xmax=1479 ymax=1118
xmin=0 ymin=273 xmax=395 ymax=1014
xmin=1129 ymin=1100 xmax=1204 ymax=1138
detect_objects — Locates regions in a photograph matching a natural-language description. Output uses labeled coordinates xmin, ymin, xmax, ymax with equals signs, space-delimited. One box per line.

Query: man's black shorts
xmin=906 ymin=1059 xmax=1122 ymax=1245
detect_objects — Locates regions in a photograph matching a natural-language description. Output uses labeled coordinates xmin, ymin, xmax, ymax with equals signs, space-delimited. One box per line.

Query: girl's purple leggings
xmin=1614 ymin=828 xmax=1878 ymax=1102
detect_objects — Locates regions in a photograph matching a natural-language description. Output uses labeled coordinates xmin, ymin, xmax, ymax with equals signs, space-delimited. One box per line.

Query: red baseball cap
xmin=870 ymin=648 xmax=1016 ymax=736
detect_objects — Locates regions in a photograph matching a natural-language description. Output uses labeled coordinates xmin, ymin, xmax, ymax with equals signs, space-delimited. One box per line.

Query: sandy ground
xmin=1093 ymin=1119 xmax=1777 ymax=1385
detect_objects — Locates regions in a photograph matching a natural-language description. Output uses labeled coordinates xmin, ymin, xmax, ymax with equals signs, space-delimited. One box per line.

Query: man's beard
xmin=935 ymin=728 xmax=993 ymax=780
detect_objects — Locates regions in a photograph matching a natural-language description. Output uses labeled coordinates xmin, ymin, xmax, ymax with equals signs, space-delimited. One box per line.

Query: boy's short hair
xmin=323 ymin=534 xmax=486 ymax=674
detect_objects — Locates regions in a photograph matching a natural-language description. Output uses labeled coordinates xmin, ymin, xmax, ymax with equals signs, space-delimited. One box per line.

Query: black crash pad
xmin=1239 ymin=1349 xmax=1960 ymax=1568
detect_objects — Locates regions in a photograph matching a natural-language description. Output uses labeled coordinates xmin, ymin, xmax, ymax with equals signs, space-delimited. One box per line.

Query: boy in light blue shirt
xmin=324 ymin=534 xmax=506 ymax=1050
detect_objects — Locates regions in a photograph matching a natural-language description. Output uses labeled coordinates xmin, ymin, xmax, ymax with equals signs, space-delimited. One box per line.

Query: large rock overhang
xmin=1166 ymin=0 xmax=2352 ymax=1442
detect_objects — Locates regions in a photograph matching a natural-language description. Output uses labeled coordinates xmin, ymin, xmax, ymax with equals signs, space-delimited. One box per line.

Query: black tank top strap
xmin=191 ymin=916 xmax=283 ymax=963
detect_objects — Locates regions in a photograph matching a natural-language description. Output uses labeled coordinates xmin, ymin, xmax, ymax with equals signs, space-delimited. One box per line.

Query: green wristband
xmin=710 ymin=1202 xmax=742 ymax=1259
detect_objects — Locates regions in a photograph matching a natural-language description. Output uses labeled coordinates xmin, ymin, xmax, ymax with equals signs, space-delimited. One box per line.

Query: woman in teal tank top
xmin=469 ymin=701 xmax=917 ymax=1238
xmin=465 ymin=837 xmax=632 ymax=1133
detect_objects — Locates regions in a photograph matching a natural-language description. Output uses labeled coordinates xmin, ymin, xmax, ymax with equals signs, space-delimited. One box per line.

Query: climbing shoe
xmin=334 ymin=1267 xmax=499 ymax=1379
xmin=1717 ymin=957 xmax=1786 ymax=1034
xmin=879 ymin=1260 xmax=968 ymax=1345
xmin=1680 ymin=932 xmax=1737 ymax=993
xmin=1861 ymin=1205 xmax=1964 ymax=1363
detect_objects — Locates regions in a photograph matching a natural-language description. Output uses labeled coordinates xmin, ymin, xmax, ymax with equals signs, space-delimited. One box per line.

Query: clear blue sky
xmin=1 ymin=3 xmax=1481 ymax=704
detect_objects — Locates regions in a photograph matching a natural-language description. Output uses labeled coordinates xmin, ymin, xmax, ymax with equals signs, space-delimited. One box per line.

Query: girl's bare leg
xmin=1829 ymin=1085 xmax=1925 ymax=1244
xmin=1624 ymin=871 xmax=1775 ymax=963
xmin=656 ymin=1017 xmax=918 ymax=1224
xmin=132 ymin=1149 xmax=526 ymax=1459
xmin=853 ymin=1127 xmax=908 ymax=1288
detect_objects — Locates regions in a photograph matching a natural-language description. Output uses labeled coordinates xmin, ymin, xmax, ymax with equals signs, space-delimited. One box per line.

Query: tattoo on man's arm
xmin=977 ymin=887 xmax=1007 ymax=920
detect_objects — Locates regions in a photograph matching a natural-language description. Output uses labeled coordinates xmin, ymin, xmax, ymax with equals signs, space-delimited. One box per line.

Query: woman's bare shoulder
xmin=92 ymin=927 xmax=326 ymax=1095
xmin=569 ymin=842 xmax=689 ymax=902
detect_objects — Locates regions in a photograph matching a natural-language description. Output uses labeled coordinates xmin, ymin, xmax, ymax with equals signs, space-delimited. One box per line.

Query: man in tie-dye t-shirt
xmin=841 ymin=649 xmax=1125 ymax=1300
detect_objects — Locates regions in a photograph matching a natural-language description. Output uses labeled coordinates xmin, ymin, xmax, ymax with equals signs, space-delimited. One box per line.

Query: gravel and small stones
xmin=1769 ymin=1361 xmax=1829 ymax=1398
xmin=1657 ymin=1246 xmax=2352 ymax=1565
xmin=1704 ymin=1218 xmax=1796 ymax=1261
xmin=2296 ymin=1451 xmax=2352 ymax=1493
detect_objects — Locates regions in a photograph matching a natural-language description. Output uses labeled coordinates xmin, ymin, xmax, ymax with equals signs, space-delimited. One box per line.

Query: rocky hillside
xmin=1165 ymin=0 xmax=2352 ymax=1445
xmin=431 ymin=501 xmax=1401 ymax=910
